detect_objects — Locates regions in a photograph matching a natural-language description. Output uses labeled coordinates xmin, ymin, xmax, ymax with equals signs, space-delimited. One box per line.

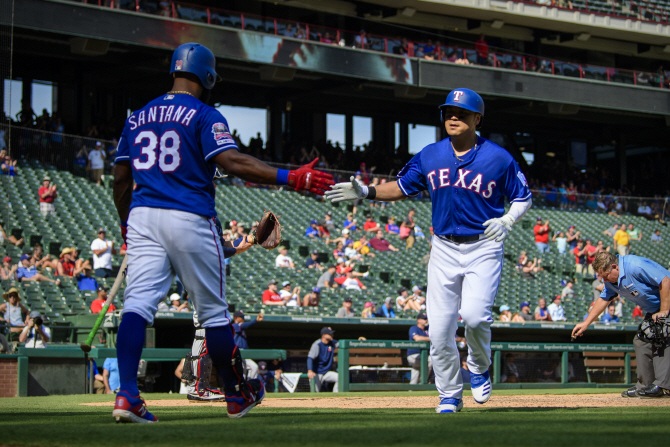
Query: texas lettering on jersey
xmin=397 ymin=136 xmax=531 ymax=236
xmin=426 ymin=168 xmax=497 ymax=198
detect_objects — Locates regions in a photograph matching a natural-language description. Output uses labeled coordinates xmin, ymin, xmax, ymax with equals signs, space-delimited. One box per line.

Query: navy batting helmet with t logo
xmin=170 ymin=43 xmax=221 ymax=90
xmin=439 ymin=88 xmax=485 ymax=125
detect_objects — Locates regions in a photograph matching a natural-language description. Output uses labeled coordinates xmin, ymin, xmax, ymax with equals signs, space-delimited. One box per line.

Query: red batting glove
xmin=120 ymin=223 xmax=128 ymax=244
xmin=287 ymin=158 xmax=335 ymax=195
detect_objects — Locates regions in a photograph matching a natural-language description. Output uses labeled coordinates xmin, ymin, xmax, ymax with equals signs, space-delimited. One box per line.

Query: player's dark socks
xmin=116 ymin=312 xmax=147 ymax=396
xmin=205 ymin=326 xmax=242 ymax=390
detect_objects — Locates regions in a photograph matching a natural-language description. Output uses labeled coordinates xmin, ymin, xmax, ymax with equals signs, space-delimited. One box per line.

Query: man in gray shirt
xmin=317 ymin=265 xmax=337 ymax=289
xmin=518 ymin=302 xmax=534 ymax=321
xmin=336 ymin=297 xmax=355 ymax=318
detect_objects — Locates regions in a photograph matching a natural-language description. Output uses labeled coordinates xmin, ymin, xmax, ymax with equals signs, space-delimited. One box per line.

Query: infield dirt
xmin=83 ymin=394 xmax=670 ymax=409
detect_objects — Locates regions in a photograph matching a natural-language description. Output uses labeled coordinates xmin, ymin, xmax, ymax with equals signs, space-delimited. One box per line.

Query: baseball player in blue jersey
xmin=326 ymin=88 xmax=532 ymax=413
xmin=111 ymin=42 xmax=333 ymax=423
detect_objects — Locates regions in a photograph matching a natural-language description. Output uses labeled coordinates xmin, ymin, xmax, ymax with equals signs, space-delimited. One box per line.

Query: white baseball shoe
xmin=435 ymin=398 xmax=463 ymax=413
xmin=470 ymin=370 xmax=492 ymax=404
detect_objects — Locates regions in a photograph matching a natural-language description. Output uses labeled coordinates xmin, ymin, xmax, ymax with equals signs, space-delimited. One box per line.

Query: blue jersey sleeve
xmin=396 ymin=153 xmax=427 ymax=197
xmin=115 ymin=124 xmax=130 ymax=162
xmin=408 ymin=326 xmax=420 ymax=341
xmin=199 ymin=108 xmax=238 ymax=161
xmin=501 ymin=159 xmax=532 ymax=203
xmin=632 ymin=258 xmax=670 ymax=287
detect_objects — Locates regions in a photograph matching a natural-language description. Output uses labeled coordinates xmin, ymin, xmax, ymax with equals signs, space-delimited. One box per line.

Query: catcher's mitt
xmin=252 ymin=211 xmax=282 ymax=249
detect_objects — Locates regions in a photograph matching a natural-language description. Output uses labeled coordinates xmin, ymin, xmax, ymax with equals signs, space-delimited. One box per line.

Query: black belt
xmin=437 ymin=234 xmax=486 ymax=244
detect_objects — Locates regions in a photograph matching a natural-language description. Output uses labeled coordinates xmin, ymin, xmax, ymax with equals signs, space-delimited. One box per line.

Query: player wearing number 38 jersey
xmin=116 ymin=93 xmax=235 ymax=218
xmin=326 ymin=88 xmax=532 ymax=413
xmin=111 ymin=43 xmax=333 ymax=424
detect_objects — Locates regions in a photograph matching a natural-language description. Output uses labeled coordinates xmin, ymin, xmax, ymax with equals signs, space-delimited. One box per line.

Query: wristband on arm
xmin=276 ymin=169 xmax=289 ymax=186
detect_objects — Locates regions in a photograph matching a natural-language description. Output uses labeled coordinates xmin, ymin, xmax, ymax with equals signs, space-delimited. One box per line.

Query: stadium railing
xmin=336 ymin=340 xmax=635 ymax=391
xmin=66 ymin=0 xmax=669 ymax=90
xmin=337 ymin=339 xmax=431 ymax=392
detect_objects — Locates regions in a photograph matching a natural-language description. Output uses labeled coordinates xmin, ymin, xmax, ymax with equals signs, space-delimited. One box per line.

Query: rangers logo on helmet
xmin=175 ymin=60 xmax=183 ymax=70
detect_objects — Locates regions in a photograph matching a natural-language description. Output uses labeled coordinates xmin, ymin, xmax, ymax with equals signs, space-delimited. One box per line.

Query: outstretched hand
xmin=571 ymin=322 xmax=589 ymax=339
xmin=324 ymin=176 xmax=365 ymax=203
xmin=287 ymin=158 xmax=335 ymax=195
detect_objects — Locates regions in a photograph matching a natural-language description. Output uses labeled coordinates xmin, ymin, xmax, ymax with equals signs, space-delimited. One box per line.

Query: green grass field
xmin=0 ymin=390 xmax=667 ymax=446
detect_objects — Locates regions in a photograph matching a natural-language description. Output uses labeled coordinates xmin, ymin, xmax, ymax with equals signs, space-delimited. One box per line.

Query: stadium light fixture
xmin=576 ymin=33 xmax=591 ymax=41
xmin=491 ymin=20 xmax=505 ymax=29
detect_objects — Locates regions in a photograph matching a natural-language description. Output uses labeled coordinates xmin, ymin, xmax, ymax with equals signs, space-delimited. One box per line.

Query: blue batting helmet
xmin=170 ymin=43 xmax=221 ymax=90
xmin=439 ymin=88 xmax=485 ymax=122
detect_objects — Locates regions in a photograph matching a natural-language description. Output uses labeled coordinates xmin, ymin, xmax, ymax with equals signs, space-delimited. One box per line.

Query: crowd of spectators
xmin=516 ymin=204 xmax=663 ymax=324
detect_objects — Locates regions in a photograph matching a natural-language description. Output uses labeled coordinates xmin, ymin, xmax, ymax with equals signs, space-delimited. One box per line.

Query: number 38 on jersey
xmin=133 ymin=130 xmax=181 ymax=173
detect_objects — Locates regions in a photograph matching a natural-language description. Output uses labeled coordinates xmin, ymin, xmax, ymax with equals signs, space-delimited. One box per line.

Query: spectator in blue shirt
xmin=407 ymin=312 xmax=432 ymax=384
xmin=600 ymin=303 xmax=620 ymax=323
xmin=103 ymin=357 xmax=120 ymax=394
xmin=651 ymin=230 xmax=662 ymax=244
xmin=307 ymin=327 xmax=338 ymax=392
xmin=88 ymin=358 xmax=106 ymax=394
xmin=377 ymin=297 xmax=396 ymax=318
xmin=385 ymin=216 xmax=400 ymax=234
xmin=232 ymin=310 xmax=264 ymax=380
xmin=343 ymin=213 xmax=357 ymax=232
xmin=573 ymin=252 xmax=670 ymax=398
xmin=16 ymin=254 xmax=60 ymax=286
xmin=305 ymin=250 xmax=323 ymax=270
xmin=305 ymin=220 xmax=321 ymax=238
xmin=77 ymin=266 xmax=99 ymax=291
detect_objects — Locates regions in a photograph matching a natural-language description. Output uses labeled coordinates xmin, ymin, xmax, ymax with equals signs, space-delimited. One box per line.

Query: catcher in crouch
xmin=181 ymin=211 xmax=282 ymax=402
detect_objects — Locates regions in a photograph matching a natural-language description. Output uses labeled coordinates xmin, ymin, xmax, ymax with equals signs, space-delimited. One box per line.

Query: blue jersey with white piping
xmin=115 ymin=93 xmax=237 ymax=217
xmin=397 ymin=136 xmax=531 ymax=236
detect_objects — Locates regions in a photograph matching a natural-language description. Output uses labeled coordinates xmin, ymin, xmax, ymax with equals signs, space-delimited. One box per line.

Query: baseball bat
xmin=80 ymin=255 xmax=128 ymax=353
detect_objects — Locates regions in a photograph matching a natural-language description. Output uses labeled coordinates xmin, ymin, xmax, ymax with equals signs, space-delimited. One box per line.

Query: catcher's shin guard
xmin=188 ymin=328 xmax=223 ymax=395
xmin=224 ymin=346 xmax=250 ymax=398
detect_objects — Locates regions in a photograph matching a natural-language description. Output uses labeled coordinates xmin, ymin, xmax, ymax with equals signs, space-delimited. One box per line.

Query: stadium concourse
xmin=0 ymin=158 xmax=667 ymax=324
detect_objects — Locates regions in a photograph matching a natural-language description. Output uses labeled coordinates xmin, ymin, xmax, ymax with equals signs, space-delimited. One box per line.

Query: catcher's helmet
xmin=170 ymin=43 xmax=221 ymax=90
xmin=439 ymin=88 xmax=485 ymax=124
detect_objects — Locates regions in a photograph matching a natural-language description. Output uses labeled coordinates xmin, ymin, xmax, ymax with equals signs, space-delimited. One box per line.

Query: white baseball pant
xmin=314 ymin=371 xmax=338 ymax=392
xmin=122 ymin=206 xmax=231 ymax=327
xmin=407 ymin=353 xmax=433 ymax=384
xmin=427 ymin=236 xmax=503 ymax=400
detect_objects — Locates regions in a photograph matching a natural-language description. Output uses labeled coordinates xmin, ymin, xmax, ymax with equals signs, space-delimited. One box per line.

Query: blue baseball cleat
xmin=435 ymin=397 xmax=463 ymax=413
xmin=470 ymin=370 xmax=492 ymax=404
xmin=112 ymin=391 xmax=158 ymax=423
